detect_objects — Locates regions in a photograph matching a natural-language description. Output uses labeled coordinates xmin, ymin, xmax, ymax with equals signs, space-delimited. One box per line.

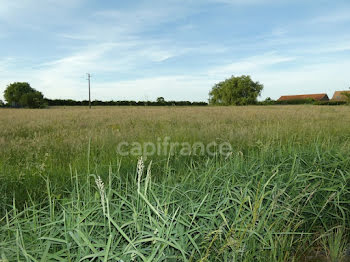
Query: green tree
xmin=4 ymin=82 xmax=46 ymax=108
xmin=209 ymin=75 xmax=264 ymax=105
xmin=156 ymin=97 xmax=165 ymax=104
xmin=262 ymin=97 xmax=274 ymax=105
xmin=19 ymin=91 xmax=47 ymax=108
xmin=0 ymin=99 xmax=4 ymax=107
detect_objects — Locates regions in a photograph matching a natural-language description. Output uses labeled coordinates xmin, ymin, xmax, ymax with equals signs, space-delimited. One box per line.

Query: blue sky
xmin=1 ymin=0 xmax=350 ymax=102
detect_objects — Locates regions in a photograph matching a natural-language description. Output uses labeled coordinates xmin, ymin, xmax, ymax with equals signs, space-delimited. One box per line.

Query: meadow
xmin=1 ymin=105 xmax=350 ymax=261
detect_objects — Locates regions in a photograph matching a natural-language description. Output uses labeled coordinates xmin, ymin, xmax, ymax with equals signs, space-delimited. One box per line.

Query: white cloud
xmin=1 ymin=1 xmax=350 ymax=104
xmin=0 ymin=39 xmax=198 ymax=101
xmin=0 ymin=0 xmax=82 ymax=32
xmin=207 ymin=0 xmax=290 ymax=5
xmin=305 ymin=42 xmax=350 ymax=54
xmin=1 ymin=51 xmax=350 ymax=103
xmin=310 ymin=10 xmax=350 ymax=24
xmin=208 ymin=53 xmax=296 ymax=77
xmin=258 ymin=60 xmax=350 ymax=99
xmin=91 ymin=75 xmax=215 ymax=102
xmin=208 ymin=0 xmax=264 ymax=4
xmin=204 ymin=52 xmax=350 ymax=100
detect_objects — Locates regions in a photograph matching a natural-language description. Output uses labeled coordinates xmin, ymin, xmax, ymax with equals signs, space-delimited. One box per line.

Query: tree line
xmin=0 ymin=82 xmax=208 ymax=108
xmin=46 ymin=99 xmax=208 ymax=107
xmin=1 ymin=78 xmax=348 ymax=108
xmin=2 ymin=76 xmax=262 ymax=108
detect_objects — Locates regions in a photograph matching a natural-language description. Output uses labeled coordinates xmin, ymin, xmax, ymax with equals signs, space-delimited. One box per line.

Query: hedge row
xmin=45 ymin=99 xmax=208 ymax=107
xmin=258 ymin=99 xmax=348 ymax=106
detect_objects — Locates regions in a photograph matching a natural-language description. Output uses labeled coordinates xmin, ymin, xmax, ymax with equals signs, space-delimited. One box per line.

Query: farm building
xmin=331 ymin=91 xmax=350 ymax=101
xmin=277 ymin=93 xmax=329 ymax=101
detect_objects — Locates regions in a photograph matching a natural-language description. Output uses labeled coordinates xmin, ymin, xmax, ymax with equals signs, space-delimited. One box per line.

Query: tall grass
xmin=1 ymin=105 xmax=350 ymax=260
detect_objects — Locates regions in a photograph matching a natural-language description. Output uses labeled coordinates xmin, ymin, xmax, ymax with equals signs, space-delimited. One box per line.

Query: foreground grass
xmin=1 ymin=149 xmax=350 ymax=261
xmin=1 ymin=106 xmax=350 ymax=261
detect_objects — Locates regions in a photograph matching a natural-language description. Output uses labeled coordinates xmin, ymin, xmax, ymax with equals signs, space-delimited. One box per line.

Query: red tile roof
xmin=278 ymin=93 xmax=329 ymax=101
xmin=332 ymin=91 xmax=350 ymax=101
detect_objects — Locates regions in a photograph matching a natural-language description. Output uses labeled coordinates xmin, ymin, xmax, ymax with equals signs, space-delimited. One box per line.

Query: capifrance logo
xmin=116 ymin=137 xmax=233 ymax=157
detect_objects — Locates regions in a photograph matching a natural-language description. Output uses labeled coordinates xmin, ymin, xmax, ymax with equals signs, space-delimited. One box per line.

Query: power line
xmin=87 ymin=73 xmax=91 ymax=109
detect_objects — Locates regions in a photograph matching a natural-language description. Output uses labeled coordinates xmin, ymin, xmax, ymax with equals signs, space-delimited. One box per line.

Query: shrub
xmin=314 ymin=101 xmax=347 ymax=106
xmin=4 ymin=82 xmax=46 ymax=108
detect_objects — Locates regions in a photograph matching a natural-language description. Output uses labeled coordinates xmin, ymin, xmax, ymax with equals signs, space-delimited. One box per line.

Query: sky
xmin=1 ymin=0 xmax=350 ymax=102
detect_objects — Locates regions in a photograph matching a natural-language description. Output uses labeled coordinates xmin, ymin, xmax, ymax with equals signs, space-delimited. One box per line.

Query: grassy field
xmin=1 ymin=105 xmax=350 ymax=261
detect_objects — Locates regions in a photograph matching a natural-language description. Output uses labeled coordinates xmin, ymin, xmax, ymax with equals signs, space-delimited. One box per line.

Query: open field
xmin=1 ymin=105 xmax=350 ymax=261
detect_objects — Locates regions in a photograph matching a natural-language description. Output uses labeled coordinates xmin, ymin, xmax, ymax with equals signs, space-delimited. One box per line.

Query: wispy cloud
xmin=1 ymin=1 xmax=350 ymax=102
xmin=257 ymin=60 xmax=350 ymax=99
xmin=310 ymin=9 xmax=350 ymax=24
xmin=207 ymin=0 xmax=279 ymax=5
xmin=0 ymin=0 xmax=81 ymax=24
xmin=208 ymin=53 xmax=296 ymax=77
xmin=95 ymin=75 xmax=214 ymax=101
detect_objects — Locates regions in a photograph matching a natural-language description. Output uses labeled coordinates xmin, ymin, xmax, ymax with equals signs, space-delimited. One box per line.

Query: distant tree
xmin=209 ymin=75 xmax=264 ymax=105
xmin=4 ymin=82 xmax=46 ymax=108
xmin=0 ymin=99 xmax=4 ymax=107
xmin=156 ymin=97 xmax=166 ymax=104
xmin=262 ymin=97 xmax=274 ymax=105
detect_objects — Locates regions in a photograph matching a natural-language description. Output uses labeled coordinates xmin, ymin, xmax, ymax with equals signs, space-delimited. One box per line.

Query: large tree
xmin=209 ymin=75 xmax=263 ymax=105
xmin=4 ymin=82 xmax=46 ymax=108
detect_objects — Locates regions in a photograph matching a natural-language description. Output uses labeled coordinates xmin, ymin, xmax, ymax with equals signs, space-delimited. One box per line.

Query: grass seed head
xmin=137 ymin=157 xmax=144 ymax=192
xmin=95 ymin=176 xmax=106 ymax=215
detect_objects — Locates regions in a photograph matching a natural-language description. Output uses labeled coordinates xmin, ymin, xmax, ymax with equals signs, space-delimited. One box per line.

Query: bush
xmin=4 ymin=82 xmax=46 ymax=108
xmin=314 ymin=101 xmax=347 ymax=106
xmin=275 ymin=98 xmax=315 ymax=105
xmin=257 ymin=99 xmax=348 ymax=106
xmin=19 ymin=91 xmax=47 ymax=108
xmin=258 ymin=97 xmax=275 ymax=105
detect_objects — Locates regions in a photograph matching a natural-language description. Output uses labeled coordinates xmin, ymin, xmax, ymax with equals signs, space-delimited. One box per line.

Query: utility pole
xmin=87 ymin=73 xmax=91 ymax=109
